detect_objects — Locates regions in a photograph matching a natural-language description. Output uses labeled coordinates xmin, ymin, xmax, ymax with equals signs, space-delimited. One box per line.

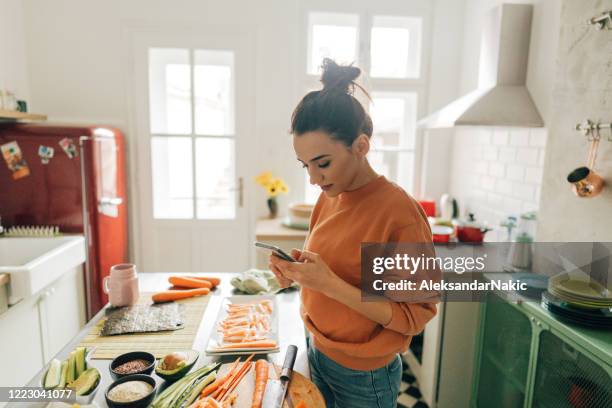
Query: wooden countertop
xmin=0 ymin=273 xmax=9 ymax=288
xmin=15 ymin=272 xmax=310 ymax=408
xmin=256 ymin=217 xmax=308 ymax=240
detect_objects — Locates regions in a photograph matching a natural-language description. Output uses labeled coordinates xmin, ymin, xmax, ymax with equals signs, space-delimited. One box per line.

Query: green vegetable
xmin=58 ymin=360 xmax=68 ymax=388
xmin=65 ymin=351 xmax=77 ymax=384
xmin=44 ymin=359 xmax=62 ymax=389
xmin=75 ymin=347 xmax=86 ymax=377
xmin=151 ymin=363 xmax=219 ymax=408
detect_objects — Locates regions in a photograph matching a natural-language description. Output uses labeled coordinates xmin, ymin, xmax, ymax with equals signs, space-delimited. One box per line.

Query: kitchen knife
xmin=262 ymin=345 xmax=298 ymax=408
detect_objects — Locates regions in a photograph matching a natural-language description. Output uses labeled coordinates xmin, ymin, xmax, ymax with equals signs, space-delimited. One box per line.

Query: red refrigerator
xmin=0 ymin=123 xmax=128 ymax=319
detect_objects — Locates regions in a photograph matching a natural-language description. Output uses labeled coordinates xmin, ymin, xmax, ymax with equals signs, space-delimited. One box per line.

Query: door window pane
xmin=151 ymin=137 xmax=193 ymax=218
xmin=194 ymin=50 xmax=235 ymax=136
xmin=195 ymin=138 xmax=236 ymax=219
xmin=308 ymin=12 xmax=359 ymax=74
xmin=370 ymin=151 xmax=414 ymax=193
xmin=370 ymin=16 xmax=422 ymax=78
xmin=370 ymin=93 xmax=417 ymax=148
xmin=149 ymin=48 xmax=192 ymax=134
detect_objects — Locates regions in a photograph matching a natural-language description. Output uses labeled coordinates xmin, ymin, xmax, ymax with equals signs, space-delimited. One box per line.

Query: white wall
xmin=442 ymin=0 xmax=560 ymax=231
xmin=537 ymin=0 xmax=612 ymax=241
xmin=0 ymin=0 xmax=30 ymax=106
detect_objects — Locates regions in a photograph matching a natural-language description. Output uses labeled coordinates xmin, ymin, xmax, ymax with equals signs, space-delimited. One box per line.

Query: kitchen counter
xmin=255 ymin=218 xmax=308 ymax=240
xmin=10 ymin=272 xmax=309 ymax=408
xmin=484 ymin=272 xmax=612 ymax=365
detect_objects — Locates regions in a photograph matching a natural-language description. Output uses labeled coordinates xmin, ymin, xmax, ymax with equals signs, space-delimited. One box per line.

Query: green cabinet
xmin=472 ymin=293 xmax=612 ymax=408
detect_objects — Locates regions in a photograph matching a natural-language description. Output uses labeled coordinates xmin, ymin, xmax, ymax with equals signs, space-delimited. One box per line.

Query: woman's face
xmin=293 ymin=131 xmax=363 ymax=197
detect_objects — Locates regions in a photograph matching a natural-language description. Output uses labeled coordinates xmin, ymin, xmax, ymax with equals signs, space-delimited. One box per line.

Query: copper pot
xmin=567 ymin=166 xmax=605 ymax=198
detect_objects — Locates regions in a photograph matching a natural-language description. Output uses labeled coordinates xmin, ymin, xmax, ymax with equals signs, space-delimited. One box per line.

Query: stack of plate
xmin=542 ymin=272 xmax=612 ymax=329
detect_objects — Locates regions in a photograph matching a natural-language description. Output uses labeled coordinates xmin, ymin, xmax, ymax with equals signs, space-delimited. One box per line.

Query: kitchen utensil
xmin=418 ymin=200 xmax=436 ymax=217
xmin=288 ymin=203 xmax=314 ymax=227
xmin=457 ymin=213 xmax=491 ymax=243
xmin=104 ymin=264 xmax=139 ymax=307
xmin=104 ymin=374 xmax=157 ymax=408
xmin=432 ymin=225 xmax=453 ymax=243
xmin=109 ymin=351 xmax=156 ymax=380
xmin=439 ymin=194 xmax=454 ymax=220
xmin=508 ymin=233 xmax=533 ymax=270
xmin=262 ymin=345 xmax=298 ymax=408
xmin=567 ymin=131 xmax=605 ymax=197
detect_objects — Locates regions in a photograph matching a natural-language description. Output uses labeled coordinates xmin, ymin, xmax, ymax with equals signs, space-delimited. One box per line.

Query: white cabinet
xmin=39 ymin=265 xmax=86 ymax=362
xmin=0 ymin=265 xmax=86 ymax=387
xmin=0 ymin=289 xmax=45 ymax=387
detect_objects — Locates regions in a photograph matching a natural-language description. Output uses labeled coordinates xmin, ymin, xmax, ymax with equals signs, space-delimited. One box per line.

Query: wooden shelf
xmin=0 ymin=110 xmax=47 ymax=121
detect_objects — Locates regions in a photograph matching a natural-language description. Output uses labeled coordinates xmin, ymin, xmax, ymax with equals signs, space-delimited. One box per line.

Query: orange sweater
xmin=301 ymin=175 xmax=438 ymax=370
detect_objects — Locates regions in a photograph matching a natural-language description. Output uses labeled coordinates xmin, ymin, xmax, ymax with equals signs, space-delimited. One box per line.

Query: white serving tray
xmin=205 ymin=295 xmax=279 ymax=356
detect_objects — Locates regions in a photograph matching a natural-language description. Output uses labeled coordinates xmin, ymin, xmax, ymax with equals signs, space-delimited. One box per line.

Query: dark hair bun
xmin=320 ymin=58 xmax=361 ymax=94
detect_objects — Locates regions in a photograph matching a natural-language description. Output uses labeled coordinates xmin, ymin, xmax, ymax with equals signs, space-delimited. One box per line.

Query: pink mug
xmin=103 ymin=263 xmax=139 ymax=307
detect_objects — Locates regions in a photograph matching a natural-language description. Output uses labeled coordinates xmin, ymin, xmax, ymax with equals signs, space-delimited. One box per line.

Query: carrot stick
xmin=215 ymin=340 xmax=277 ymax=350
xmin=169 ymin=276 xmax=213 ymax=289
xmin=200 ymin=357 xmax=241 ymax=398
xmin=220 ymin=362 xmax=253 ymax=402
xmin=152 ymin=287 xmax=210 ymax=303
xmin=251 ymin=360 xmax=269 ymax=408
xmin=216 ymin=354 xmax=254 ymax=401
xmin=184 ymin=276 xmax=221 ymax=287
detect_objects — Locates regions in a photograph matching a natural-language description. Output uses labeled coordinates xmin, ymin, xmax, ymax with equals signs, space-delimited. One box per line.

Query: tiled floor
xmin=398 ymin=355 xmax=429 ymax=408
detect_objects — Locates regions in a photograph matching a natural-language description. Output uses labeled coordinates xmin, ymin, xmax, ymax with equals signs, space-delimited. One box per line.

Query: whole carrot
xmin=251 ymin=360 xmax=269 ymax=408
xmin=184 ymin=276 xmax=221 ymax=287
xmin=169 ymin=276 xmax=213 ymax=289
xmin=152 ymin=287 xmax=210 ymax=303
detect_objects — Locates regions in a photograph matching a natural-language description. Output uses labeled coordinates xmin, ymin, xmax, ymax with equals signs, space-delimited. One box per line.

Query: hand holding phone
xmin=254 ymin=241 xmax=297 ymax=262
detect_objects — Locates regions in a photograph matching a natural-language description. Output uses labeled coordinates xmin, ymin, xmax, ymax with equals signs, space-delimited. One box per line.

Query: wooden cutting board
xmin=214 ymin=361 xmax=325 ymax=408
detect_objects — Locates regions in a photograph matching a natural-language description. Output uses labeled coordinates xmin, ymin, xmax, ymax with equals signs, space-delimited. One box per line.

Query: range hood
xmin=419 ymin=4 xmax=544 ymax=128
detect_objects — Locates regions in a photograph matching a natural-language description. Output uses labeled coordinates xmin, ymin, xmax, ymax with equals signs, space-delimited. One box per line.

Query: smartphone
xmin=254 ymin=241 xmax=297 ymax=262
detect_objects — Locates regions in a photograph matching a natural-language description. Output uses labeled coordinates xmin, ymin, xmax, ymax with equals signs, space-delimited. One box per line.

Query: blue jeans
xmin=307 ymin=337 xmax=402 ymax=408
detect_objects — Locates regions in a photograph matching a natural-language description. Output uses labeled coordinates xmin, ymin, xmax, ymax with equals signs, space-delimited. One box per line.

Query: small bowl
xmin=109 ymin=351 xmax=156 ymax=380
xmin=105 ymin=374 xmax=157 ymax=408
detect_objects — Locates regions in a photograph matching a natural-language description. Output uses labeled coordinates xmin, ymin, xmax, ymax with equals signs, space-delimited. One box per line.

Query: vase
xmin=267 ymin=197 xmax=278 ymax=219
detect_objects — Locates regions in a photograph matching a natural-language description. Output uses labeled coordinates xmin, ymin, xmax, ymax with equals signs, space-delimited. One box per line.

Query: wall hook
xmin=575 ymin=120 xmax=612 ymax=142
xmin=587 ymin=11 xmax=612 ymax=30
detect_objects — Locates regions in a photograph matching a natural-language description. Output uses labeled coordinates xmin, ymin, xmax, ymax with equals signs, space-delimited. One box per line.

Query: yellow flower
xmin=255 ymin=171 xmax=273 ymax=187
xmin=265 ymin=178 xmax=289 ymax=197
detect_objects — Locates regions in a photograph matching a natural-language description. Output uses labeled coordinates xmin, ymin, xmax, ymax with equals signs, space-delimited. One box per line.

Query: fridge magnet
xmin=38 ymin=145 xmax=55 ymax=164
xmin=1 ymin=141 xmax=30 ymax=180
xmin=59 ymin=137 xmax=78 ymax=159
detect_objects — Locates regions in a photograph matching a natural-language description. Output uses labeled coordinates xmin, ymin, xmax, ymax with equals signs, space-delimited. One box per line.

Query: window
xmin=307 ymin=12 xmax=360 ymax=74
xmin=148 ymin=48 xmax=236 ymax=219
xmin=370 ymin=16 xmax=422 ymax=78
xmin=303 ymin=9 xmax=426 ymax=203
xmin=369 ymin=93 xmax=418 ymax=193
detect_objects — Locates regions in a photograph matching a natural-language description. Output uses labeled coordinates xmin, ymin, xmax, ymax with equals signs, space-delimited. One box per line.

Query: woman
xmin=269 ymin=59 xmax=437 ymax=408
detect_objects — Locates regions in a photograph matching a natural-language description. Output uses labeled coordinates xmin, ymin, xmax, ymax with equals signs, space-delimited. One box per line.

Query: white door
xmin=129 ymin=27 xmax=253 ymax=272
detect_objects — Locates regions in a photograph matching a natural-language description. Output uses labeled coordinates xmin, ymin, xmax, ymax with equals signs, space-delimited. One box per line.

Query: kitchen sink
xmin=0 ymin=235 xmax=86 ymax=305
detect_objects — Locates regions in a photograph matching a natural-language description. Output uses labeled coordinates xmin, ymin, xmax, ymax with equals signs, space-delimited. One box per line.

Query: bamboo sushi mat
xmin=78 ymin=293 xmax=210 ymax=359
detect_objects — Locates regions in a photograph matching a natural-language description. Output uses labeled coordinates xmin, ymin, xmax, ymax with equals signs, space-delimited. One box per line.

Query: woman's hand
xmin=268 ymin=249 xmax=301 ymax=289
xmin=269 ymin=249 xmax=339 ymax=294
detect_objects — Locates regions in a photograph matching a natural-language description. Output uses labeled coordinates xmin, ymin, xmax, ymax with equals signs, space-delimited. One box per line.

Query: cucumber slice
xmin=58 ymin=360 xmax=68 ymax=388
xmin=75 ymin=347 xmax=86 ymax=376
xmin=44 ymin=359 xmax=62 ymax=389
